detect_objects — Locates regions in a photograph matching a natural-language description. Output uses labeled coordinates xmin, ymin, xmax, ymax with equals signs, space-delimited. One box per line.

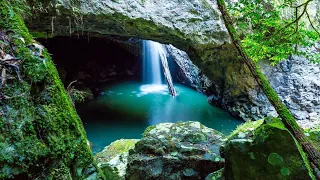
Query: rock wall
xmin=260 ymin=55 xmax=320 ymax=129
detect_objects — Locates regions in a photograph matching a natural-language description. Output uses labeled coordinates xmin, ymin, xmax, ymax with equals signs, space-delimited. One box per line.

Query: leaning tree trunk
xmin=159 ymin=51 xmax=177 ymax=96
xmin=217 ymin=0 xmax=320 ymax=173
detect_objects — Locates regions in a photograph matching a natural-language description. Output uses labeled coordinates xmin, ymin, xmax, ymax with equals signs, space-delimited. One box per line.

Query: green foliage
xmin=229 ymin=0 xmax=320 ymax=64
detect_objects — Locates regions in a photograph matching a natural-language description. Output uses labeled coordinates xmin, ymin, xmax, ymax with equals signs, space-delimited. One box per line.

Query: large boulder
xmin=223 ymin=119 xmax=315 ymax=180
xmin=95 ymin=139 xmax=139 ymax=180
xmin=126 ymin=121 xmax=226 ymax=180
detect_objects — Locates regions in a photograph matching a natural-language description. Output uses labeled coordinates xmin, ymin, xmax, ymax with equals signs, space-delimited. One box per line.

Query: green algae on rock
xmin=223 ymin=118 xmax=315 ymax=180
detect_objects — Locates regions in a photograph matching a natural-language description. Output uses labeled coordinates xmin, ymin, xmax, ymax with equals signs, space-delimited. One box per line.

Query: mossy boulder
xmin=95 ymin=139 xmax=139 ymax=180
xmin=223 ymin=118 xmax=315 ymax=180
xmin=126 ymin=121 xmax=226 ymax=180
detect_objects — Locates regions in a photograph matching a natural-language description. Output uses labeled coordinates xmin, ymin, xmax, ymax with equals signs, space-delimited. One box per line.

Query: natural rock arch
xmin=26 ymin=0 xmax=264 ymax=120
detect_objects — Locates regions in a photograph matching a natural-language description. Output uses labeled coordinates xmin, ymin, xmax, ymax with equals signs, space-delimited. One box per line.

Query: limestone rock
xmin=126 ymin=121 xmax=226 ymax=180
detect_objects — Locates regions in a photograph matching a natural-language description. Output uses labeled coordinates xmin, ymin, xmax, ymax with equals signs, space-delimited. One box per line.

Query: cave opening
xmin=38 ymin=36 xmax=242 ymax=154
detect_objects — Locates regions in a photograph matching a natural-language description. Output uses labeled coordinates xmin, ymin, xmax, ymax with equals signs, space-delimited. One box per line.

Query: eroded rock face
xmin=26 ymin=0 xmax=229 ymax=47
xmin=126 ymin=121 xmax=226 ymax=180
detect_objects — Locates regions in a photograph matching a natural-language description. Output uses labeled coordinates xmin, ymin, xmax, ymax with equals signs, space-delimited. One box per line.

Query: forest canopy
xmin=228 ymin=0 xmax=320 ymax=64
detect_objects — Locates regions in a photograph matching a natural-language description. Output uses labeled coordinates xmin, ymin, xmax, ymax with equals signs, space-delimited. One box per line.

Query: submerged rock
xmin=126 ymin=121 xmax=226 ymax=180
xmin=223 ymin=118 xmax=314 ymax=180
xmin=95 ymin=139 xmax=139 ymax=180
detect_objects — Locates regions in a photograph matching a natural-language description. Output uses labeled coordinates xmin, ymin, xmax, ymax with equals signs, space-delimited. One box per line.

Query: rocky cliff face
xmin=260 ymin=54 xmax=320 ymax=129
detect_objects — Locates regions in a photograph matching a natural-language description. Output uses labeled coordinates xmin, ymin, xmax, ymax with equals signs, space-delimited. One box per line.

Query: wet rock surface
xmin=126 ymin=121 xmax=226 ymax=180
xmin=166 ymin=45 xmax=215 ymax=95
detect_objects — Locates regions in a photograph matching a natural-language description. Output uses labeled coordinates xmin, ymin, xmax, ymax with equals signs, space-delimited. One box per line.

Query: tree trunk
xmin=216 ymin=0 xmax=320 ymax=172
xmin=159 ymin=50 xmax=177 ymax=96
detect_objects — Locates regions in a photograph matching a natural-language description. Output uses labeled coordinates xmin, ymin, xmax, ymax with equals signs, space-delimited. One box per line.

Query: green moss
xmin=281 ymin=167 xmax=291 ymax=176
xmin=268 ymin=153 xmax=283 ymax=166
xmin=229 ymin=119 xmax=263 ymax=139
xmin=206 ymin=168 xmax=224 ymax=180
xmin=30 ymin=31 xmax=52 ymax=39
xmin=95 ymin=139 xmax=138 ymax=179
xmin=0 ymin=0 xmax=104 ymax=178
xmin=143 ymin=125 xmax=156 ymax=137
xmin=97 ymin=139 xmax=138 ymax=159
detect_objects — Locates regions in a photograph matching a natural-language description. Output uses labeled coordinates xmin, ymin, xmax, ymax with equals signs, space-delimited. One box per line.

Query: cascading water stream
xmin=142 ymin=40 xmax=177 ymax=96
xmin=142 ymin=40 xmax=162 ymax=84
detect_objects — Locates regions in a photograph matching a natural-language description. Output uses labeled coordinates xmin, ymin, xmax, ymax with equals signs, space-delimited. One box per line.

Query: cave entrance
xmin=38 ymin=36 xmax=242 ymax=154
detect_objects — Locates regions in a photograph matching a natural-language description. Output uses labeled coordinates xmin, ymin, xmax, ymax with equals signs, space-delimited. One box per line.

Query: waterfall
xmin=142 ymin=40 xmax=177 ymax=96
xmin=142 ymin=40 xmax=162 ymax=84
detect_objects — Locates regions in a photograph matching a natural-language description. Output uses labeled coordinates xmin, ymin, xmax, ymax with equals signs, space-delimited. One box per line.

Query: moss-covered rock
xmin=0 ymin=1 xmax=103 ymax=179
xmin=126 ymin=121 xmax=226 ymax=180
xmin=95 ymin=139 xmax=139 ymax=180
xmin=205 ymin=168 xmax=224 ymax=180
xmin=223 ymin=118 xmax=315 ymax=180
xmin=304 ymin=127 xmax=320 ymax=152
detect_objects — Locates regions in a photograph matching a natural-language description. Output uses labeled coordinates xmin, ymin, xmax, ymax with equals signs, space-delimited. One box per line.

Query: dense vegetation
xmin=229 ymin=0 xmax=319 ymax=64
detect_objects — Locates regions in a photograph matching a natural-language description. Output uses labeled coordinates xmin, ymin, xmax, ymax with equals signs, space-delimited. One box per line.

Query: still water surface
xmin=77 ymin=81 xmax=242 ymax=154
